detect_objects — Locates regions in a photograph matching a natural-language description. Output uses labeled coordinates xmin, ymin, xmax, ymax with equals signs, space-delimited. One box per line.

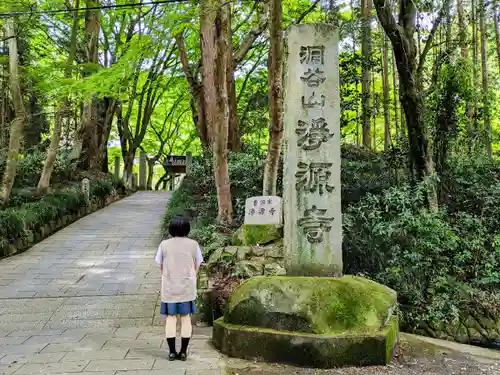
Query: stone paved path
xmin=0 ymin=192 xmax=226 ymax=375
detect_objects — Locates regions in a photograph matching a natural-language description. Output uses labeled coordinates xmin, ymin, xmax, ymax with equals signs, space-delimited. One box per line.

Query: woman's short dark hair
xmin=169 ymin=215 xmax=190 ymax=237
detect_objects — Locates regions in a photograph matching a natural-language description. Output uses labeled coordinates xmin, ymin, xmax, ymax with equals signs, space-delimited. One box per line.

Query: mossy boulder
xmin=225 ymin=275 xmax=397 ymax=334
xmin=232 ymin=224 xmax=283 ymax=246
xmin=213 ymin=316 xmax=399 ymax=368
xmin=214 ymin=275 xmax=399 ymax=367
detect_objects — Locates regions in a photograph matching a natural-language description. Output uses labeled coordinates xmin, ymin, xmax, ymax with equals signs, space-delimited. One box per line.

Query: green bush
xmin=343 ymin=178 xmax=500 ymax=332
xmin=0 ymin=178 xmax=119 ymax=254
xmin=90 ymin=179 xmax=114 ymax=199
xmin=0 ymin=211 xmax=24 ymax=243
xmin=16 ymin=187 xmax=85 ymax=230
xmin=14 ymin=149 xmax=77 ymax=188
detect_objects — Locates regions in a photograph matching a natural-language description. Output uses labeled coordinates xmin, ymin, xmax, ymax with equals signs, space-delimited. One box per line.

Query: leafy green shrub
xmin=14 ymin=149 xmax=77 ymax=188
xmin=341 ymin=144 xmax=404 ymax=209
xmin=0 ymin=178 xmax=117 ymax=251
xmin=0 ymin=211 xmax=24 ymax=243
xmin=343 ymin=182 xmax=500 ymax=332
xmin=90 ymin=179 xmax=114 ymax=199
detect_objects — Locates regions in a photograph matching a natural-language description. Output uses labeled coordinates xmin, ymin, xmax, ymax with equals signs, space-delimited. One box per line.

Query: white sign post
xmin=244 ymin=196 xmax=283 ymax=225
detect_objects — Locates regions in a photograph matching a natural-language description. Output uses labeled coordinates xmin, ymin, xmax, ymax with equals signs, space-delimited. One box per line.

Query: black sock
xmin=166 ymin=337 xmax=176 ymax=354
xmin=180 ymin=337 xmax=190 ymax=354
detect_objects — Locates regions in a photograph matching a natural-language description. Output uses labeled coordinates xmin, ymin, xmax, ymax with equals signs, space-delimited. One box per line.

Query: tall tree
xmin=361 ymin=0 xmax=372 ymax=148
xmin=381 ymin=34 xmax=391 ymax=152
xmin=470 ymin=0 xmax=479 ymax=126
xmin=392 ymin=51 xmax=399 ymax=138
xmin=72 ymin=0 xmax=102 ymax=170
xmin=494 ymin=0 xmax=500 ymax=74
xmin=479 ymin=0 xmax=491 ymax=155
xmin=457 ymin=0 xmax=468 ymax=57
xmin=178 ymin=1 xmax=269 ymax=150
xmin=0 ymin=18 xmax=26 ymax=205
xmin=200 ymin=0 xmax=233 ymax=225
xmin=374 ymin=0 xmax=452 ymax=189
xmin=116 ymin=42 xmax=177 ymax=182
xmin=262 ymin=0 xmax=283 ymax=196
xmin=38 ymin=0 xmax=80 ymax=190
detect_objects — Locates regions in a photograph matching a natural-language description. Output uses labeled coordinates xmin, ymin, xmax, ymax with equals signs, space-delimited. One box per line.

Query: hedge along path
xmin=0 ymin=179 xmax=125 ymax=259
xmin=0 ymin=191 xmax=225 ymax=374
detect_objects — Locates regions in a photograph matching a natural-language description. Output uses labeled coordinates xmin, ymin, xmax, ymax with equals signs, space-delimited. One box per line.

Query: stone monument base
xmin=212 ymin=275 xmax=399 ymax=368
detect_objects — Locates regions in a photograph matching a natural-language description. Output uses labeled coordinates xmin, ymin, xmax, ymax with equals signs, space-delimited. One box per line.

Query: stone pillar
xmin=114 ymin=156 xmax=120 ymax=180
xmin=185 ymin=152 xmax=192 ymax=175
xmin=139 ymin=151 xmax=146 ymax=190
xmin=283 ymin=24 xmax=342 ymax=277
xmin=132 ymin=173 xmax=138 ymax=190
xmin=81 ymin=178 xmax=90 ymax=205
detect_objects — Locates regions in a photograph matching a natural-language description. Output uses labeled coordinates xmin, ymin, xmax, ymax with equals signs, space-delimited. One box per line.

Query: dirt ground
xmin=224 ymin=334 xmax=500 ymax=375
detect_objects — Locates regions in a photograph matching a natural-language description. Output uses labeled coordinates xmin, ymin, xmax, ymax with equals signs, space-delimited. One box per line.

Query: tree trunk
xmin=200 ymin=0 xmax=219 ymax=144
xmin=213 ymin=1 xmax=233 ymax=225
xmin=382 ymin=35 xmax=391 ymax=152
xmin=470 ymin=0 xmax=478 ymax=126
xmin=494 ymin=0 xmax=500 ymax=75
xmin=226 ymin=6 xmax=241 ymax=152
xmin=201 ymin=0 xmax=233 ymax=225
xmin=122 ymin=149 xmax=135 ymax=184
xmin=262 ymin=0 xmax=283 ymax=196
xmin=0 ymin=19 xmax=26 ymax=205
xmin=374 ymin=0 xmax=434 ymax=189
xmin=96 ymin=97 xmax=117 ymax=171
xmin=361 ymin=0 xmax=372 ymax=148
xmin=74 ymin=0 xmax=101 ymax=170
xmin=176 ymin=33 xmax=209 ymax=146
xmin=392 ymin=51 xmax=399 ymax=139
xmin=147 ymin=158 xmax=155 ymax=190
xmin=479 ymin=0 xmax=491 ymax=156
xmin=457 ymin=0 xmax=468 ymax=58
xmin=38 ymin=0 xmax=80 ymax=190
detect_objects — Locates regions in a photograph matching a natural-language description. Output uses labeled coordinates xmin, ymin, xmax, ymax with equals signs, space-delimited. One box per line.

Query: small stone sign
xmin=81 ymin=178 xmax=90 ymax=204
xmin=244 ymin=196 xmax=282 ymax=225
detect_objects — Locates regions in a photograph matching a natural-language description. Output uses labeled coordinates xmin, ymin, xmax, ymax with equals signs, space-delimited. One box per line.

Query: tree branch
xmin=295 ymin=0 xmax=320 ymax=24
xmin=176 ymin=32 xmax=200 ymax=88
xmin=233 ymin=0 xmax=270 ymax=67
xmin=417 ymin=0 xmax=453 ymax=74
xmin=374 ymin=0 xmax=402 ymax=45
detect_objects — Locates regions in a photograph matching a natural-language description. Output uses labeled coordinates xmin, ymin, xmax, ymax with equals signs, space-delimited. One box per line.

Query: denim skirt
xmin=160 ymin=301 xmax=197 ymax=315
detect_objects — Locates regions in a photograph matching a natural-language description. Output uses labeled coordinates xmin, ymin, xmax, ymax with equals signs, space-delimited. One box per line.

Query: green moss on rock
xmin=213 ymin=316 xmax=399 ymax=368
xmin=240 ymin=224 xmax=283 ymax=246
xmin=225 ymin=275 xmax=397 ymax=335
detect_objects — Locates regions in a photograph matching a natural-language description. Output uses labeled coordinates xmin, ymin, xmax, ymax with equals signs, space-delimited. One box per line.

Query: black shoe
xmin=168 ymin=352 xmax=177 ymax=361
xmin=178 ymin=352 xmax=187 ymax=361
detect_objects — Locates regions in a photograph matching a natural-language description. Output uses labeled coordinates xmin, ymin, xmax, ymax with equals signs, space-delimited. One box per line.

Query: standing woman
xmin=155 ymin=215 xmax=203 ymax=361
